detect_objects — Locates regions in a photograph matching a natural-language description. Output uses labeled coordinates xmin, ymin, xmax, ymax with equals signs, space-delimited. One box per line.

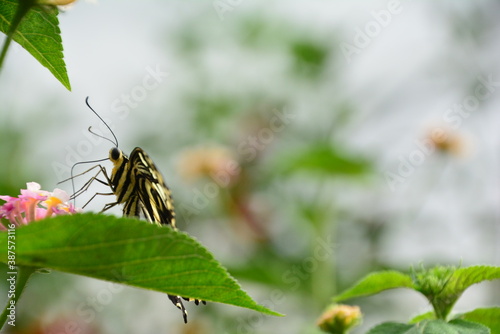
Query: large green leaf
xmin=335 ymin=270 xmax=413 ymax=301
xmin=0 ymin=213 xmax=281 ymax=316
xmin=0 ymin=0 xmax=70 ymax=90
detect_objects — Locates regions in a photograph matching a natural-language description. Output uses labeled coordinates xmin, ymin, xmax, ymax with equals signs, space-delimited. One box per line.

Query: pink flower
xmin=0 ymin=182 xmax=80 ymax=230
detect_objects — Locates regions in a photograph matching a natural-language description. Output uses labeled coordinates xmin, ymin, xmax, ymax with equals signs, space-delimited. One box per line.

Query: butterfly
xmin=107 ymin=146 xmax=205 ymax=323
xmin=71 ymin=97 xmax=204 ymax=323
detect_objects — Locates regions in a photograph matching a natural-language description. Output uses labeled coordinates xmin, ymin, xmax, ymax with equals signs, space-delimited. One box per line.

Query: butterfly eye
xmin=110 ymin=147 xmax=121 ymax=161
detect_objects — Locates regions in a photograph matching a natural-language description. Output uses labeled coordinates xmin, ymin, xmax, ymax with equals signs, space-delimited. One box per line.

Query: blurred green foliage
xmin=290 ymin=40 xmax=329 ymax=79
xmin=0 ymin=117 xmax=36 ymax=196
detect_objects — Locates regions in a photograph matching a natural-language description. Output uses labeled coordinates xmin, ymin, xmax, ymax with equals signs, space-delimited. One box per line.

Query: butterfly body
xmin=105 ymin=146 xmax=202 ymax=323
xmin=108 ymin=147 xmax=176 ymax=227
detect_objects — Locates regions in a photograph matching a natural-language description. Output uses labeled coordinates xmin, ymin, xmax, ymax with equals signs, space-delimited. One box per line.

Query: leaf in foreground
xmin=0 ymin=213 xmax=281 ymax=316
xmin=0 ymin=0 xmax=70 ymax=90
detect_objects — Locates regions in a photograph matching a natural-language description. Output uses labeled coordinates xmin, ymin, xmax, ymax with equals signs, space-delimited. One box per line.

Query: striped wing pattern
xmin=108 ymin=146 xmax=202 ymax=323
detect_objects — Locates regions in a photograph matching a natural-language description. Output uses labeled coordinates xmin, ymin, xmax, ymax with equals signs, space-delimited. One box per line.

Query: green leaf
xmin=334 ymin=270 xmax=413 ymax=302
xmin=440 ymin=319 xmax=490 ymax=334
xmin=0 ymin=0 xmax=70 ymax=90
xmin=366 ymin=322 xmax=414 ymax=334
xmin=272 ymin=143 xmax=371 ymax=177
xmin=409 ymin=312 xmax=436 ymax=324
xmin=367 ymin=320 xmax=490 ymax=334
xmin=0 ymin=213 xmax=281 ymax=316
xmin=444 ymin=266 xmax=500 ymax=296
xmin=459 ymin=307 xmax=500 ymax=334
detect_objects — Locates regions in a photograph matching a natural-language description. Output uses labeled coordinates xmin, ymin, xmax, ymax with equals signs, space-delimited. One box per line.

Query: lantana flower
xmin=0 ymin=182 xmax=80 ymax=230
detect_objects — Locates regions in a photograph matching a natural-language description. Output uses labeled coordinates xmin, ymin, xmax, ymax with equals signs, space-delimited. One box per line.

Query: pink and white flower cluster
xmin=0 ymin=182 xmax=79 ymax=229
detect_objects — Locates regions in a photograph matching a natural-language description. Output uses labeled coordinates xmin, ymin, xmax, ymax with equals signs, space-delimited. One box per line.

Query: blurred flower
xmin=317 ymin=304 xmax=362 ymax=334
xmin=0 ymin=182 xmax=80 ymax=229
xmin=177 ymin=145 xmax=240 ymax=187
xmin=21 ymin=316 xmax=101 ymax=334
xmin=426 ymin=126 xmax=470 ymax=157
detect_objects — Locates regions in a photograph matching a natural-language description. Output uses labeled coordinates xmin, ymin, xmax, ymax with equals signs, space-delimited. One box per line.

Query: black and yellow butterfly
xmin=107 ymin=146 xmax=205 ymax=323
xmin=72 ymin=97 xmax=204 ymax=323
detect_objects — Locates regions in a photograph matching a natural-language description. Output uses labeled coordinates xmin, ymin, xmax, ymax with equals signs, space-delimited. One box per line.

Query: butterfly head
xmin=109 ymin=147 xmax=128 ymax=173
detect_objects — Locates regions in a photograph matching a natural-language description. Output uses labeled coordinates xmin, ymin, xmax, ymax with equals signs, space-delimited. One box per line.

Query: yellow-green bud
xmin=317 ymin=304 xmax=362 ymax=334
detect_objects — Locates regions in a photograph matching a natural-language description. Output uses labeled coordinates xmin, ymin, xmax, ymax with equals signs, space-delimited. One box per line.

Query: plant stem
xmin=0 ymin=0 xmax=36 ymax=70
xmin=310 ymin=182 xmax=336 ymax=304
xmin=0 ymin=266 xmax=37 ymax=330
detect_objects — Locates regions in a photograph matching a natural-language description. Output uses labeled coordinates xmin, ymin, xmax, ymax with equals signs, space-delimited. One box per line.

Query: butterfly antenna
xmin=85 ymin=96 xmax=119 ymax=147
xmin=88 ymin=126 xmax=117 ymax=147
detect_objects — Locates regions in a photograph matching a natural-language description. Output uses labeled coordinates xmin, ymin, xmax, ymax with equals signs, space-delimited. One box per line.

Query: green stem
xmin=431 ymin=297 xmax=456 ymax=321
xmin=310 ymin=183 xmax=336 ymax=304
xmin=0 ymin=266 xmax=37 ymax=330
xmin=0 ymin=0 xmax=36 ymax=70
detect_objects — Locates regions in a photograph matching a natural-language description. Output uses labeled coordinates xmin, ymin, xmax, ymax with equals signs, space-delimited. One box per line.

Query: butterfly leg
xmin=60 ymin=164 xmax=112 ymax=200
xmin=168 ymin=294 xmax=188 ymax=323
xmin=183 ymin=297 xmax=207 ymax=306
xmin=60 ymin=164 xmax=120 ymax=211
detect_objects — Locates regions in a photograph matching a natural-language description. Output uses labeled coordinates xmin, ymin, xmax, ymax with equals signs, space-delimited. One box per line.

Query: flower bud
xmin=317 ymin=304 xmax=362 ymax=334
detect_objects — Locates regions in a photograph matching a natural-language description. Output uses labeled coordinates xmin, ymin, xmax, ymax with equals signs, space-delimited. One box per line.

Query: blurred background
xmin=1 ymin=1 xmax=500 ymax=333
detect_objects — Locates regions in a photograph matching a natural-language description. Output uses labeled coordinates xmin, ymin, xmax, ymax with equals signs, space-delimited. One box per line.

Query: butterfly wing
xmin=128 ymin=148 xmax=176 ymax=228
xmin=125 ymin=147 xmax=202 ymax=323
